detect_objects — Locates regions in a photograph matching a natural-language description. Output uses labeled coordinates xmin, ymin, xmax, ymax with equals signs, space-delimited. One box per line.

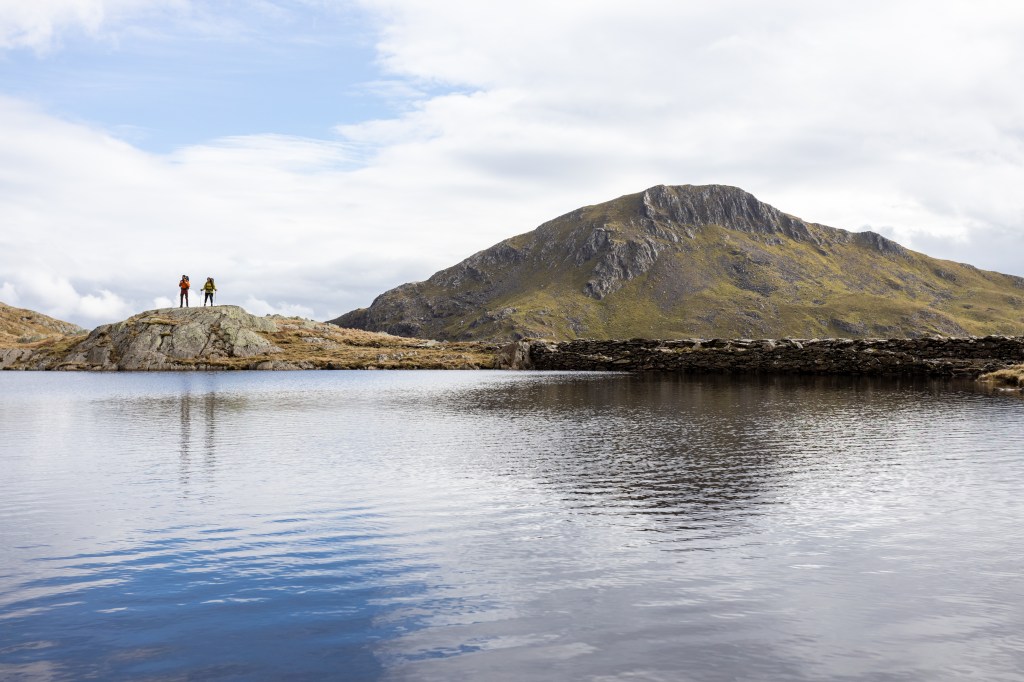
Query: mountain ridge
xmin=331 ymin=184 xmax=1024 ymax=341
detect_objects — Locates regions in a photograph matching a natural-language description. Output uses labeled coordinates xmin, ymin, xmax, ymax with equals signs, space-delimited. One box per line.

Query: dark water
xmin=1 ymin=371 xmax=1023 ymax=681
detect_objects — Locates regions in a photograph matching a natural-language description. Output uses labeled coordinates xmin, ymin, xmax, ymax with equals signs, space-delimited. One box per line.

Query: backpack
xmin=180 ymin=277 xmax=190 ymax=290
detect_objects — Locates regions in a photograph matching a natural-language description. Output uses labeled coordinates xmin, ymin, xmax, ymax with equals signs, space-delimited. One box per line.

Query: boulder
xmin=61 ymin=306 xmax=282 ymax=370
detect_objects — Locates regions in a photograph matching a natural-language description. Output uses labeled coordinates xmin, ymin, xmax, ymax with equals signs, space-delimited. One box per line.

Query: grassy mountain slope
xmin=331 ymin=184 xmax=1024 ymax=341
xmin=0 ymin=302 xmax=84 ymax=345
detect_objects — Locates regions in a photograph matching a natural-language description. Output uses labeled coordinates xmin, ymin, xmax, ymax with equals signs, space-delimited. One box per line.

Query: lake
xmin=1 ymin=370 xmax=1023 ymax=681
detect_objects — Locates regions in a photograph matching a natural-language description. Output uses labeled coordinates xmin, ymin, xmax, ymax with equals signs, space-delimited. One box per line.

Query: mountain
xmin=0 ymin=302 xmax=84 ymax=346
xmin=330 ymin=184 xmax=1024 ymax=341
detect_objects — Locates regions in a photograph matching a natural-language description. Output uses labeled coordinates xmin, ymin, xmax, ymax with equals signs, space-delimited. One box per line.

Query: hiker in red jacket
xmin=179 ymin=275 xmax=190 ymax=307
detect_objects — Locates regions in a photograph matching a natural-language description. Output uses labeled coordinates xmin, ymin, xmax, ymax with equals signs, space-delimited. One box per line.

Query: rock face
xmin=72 ymin=307 xmax=280 ymax=370
xmin=330 ymin=184 xmax=1024 ymax=341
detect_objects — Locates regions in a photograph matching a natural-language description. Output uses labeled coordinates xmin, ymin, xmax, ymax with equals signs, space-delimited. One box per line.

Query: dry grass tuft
xmin=980 ymin=365 xmax=1024 ymax=388
xmin=279 ymin=322 xmax=500 ymax=369
xmin=137 ymin=316 xmax=181 ymax=327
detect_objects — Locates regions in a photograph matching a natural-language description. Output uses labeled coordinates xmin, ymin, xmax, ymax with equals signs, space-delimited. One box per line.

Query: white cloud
xmin=242 ymin=296 xmax=315 ymax=319
xmin=77 ymin=288 xmax=132 ymax=319
xmin=2 ymin=270 xmax=131 ymax=323
xmin=0 ymin=281 xmax=18 ymax=306
xmin=0 ymin=0 xmax=186 ymax=51
xmin=345 ymin=0 xmax=1024 ymax=270
xmin=3 ymin=2 xmax=1024 ymax=328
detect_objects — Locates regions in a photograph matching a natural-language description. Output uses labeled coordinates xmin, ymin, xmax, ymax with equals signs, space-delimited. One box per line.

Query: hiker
xmin=202 ymin=277 xmax=217 ymax=306
xmin=179 ymin=275 xmax=190 ymax=307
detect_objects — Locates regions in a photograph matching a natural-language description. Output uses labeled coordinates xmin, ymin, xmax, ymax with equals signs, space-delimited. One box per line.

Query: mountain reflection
xmin=436 ymin=373 xmax=969 ymax=530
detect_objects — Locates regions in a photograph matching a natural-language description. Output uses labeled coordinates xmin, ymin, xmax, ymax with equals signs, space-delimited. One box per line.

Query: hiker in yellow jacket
xmin=202 ymin=277 xmax=217 ymax=306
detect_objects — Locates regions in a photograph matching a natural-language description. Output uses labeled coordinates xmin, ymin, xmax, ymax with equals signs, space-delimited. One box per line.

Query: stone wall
xmin=503 ymin=336 xmax=1024 ymax=377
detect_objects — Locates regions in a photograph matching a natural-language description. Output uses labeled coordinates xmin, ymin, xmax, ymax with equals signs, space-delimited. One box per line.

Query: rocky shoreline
xmin=499 ymin=336 xmax=1024 ymax=379
xmin=3 ymin=305 xmax=1024 ymax=383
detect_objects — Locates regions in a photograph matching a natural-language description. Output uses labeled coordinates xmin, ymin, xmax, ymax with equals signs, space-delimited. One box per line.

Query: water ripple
xmin=2 ymin=372 xmax=1024 ymax=680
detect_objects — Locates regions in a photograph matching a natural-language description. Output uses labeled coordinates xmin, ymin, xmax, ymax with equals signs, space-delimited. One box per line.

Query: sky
xmin=1 ymin=0 xmax=1023 ymax=327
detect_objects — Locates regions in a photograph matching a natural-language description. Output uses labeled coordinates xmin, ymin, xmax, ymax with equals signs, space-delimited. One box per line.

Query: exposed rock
xmin=48 ymin=306 xmax=281 ymax=370
xmin=0 ymin=348 xmax=33 ymax=369
xmin=496 ymin=340 xmax=534 ymax=370
xmin=853 ymin=231 xmax=908 ymax=257
xmin=583 ymin=236 xmax=661 ymax=299
xmin=641 ymin=184 xmax=817 ymax=242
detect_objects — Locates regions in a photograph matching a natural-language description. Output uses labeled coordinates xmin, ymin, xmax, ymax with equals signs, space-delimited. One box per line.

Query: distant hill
xmin=0 ymin=302 xmax=84 ymax=345
xmin=330 ymin=184 xmax=1024 ymax=341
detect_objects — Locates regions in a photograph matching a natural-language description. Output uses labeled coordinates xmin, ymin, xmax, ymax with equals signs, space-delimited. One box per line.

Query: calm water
xmin=1 ymin=371 xmax=1023 ymax=681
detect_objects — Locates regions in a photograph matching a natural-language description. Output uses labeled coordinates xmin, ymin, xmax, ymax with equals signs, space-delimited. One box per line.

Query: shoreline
xmin=2 ymin=306 xmax=1023 ymax=384
xmin=501 ymin=336 xmax=1024 ymax=382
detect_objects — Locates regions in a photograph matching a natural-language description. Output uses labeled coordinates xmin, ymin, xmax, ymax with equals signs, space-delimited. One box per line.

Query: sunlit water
xmin=1 ymin=371 xmax=1023 ymax=681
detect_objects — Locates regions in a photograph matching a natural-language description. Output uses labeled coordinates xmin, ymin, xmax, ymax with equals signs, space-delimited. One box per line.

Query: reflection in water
xmin=179 ymin=392 xmax=192 ymax=488
xmin=436 ymin=375 xmax=971 ymax=531
xmin=1 ymin=371 xmax=1023 ymax=681
xmin=176 ymin=391 xmax=221 ymax=493
xmin=204 ymin=392 xmax=216 ymax=473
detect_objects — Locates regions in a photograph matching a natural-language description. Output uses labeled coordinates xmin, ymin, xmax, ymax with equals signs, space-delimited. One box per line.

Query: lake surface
xmin=1 ymin=370 xmax=1023 ymax=681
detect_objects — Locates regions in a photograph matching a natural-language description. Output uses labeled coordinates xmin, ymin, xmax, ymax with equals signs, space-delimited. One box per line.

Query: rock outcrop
xmin=331 ymin=184 xmax=1024 ymax=342
xmin=63 ymin=306 xmax=280 ymax=370
xmin=1 ymin=305 xmax=499 ymax=371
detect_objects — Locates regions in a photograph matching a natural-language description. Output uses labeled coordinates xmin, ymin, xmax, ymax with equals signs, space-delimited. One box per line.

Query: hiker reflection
xmin=179 ymin=394 xmax=192 ymax=488
xmin=204 ymin=393 xmax=217 ymax=471
xmin=178 ymin=393 xmax=219 ymax=492
xmin=202 ymin=277 xmax=217 ymax=306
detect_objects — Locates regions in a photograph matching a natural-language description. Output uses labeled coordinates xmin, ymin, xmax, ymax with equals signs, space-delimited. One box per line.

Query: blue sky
xmin=0 ymin=4 xmax=390 ymax=151
xmin=2 ymin=1 xmax=1024 ymax=325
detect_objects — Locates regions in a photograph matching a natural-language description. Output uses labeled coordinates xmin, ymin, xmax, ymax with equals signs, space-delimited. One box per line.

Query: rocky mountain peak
xmin=330 ymin=184 xmax=1024 ymax=342
xmin=641 ymin=184 xmax=816 ymax=241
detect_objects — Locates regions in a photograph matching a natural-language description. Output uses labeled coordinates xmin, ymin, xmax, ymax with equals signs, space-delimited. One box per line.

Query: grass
xmin=267 ymin=323 xmax=499 ymax=369
xmin=136 ymin=316 xmax=181 ymax=326
xmin=173 ymin=321 xmax=501 ymax=370
xmin=0 ymin=302 xmax=84 ymax=346
xmin=980 ymin=366 xmax=1024 ymax=388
